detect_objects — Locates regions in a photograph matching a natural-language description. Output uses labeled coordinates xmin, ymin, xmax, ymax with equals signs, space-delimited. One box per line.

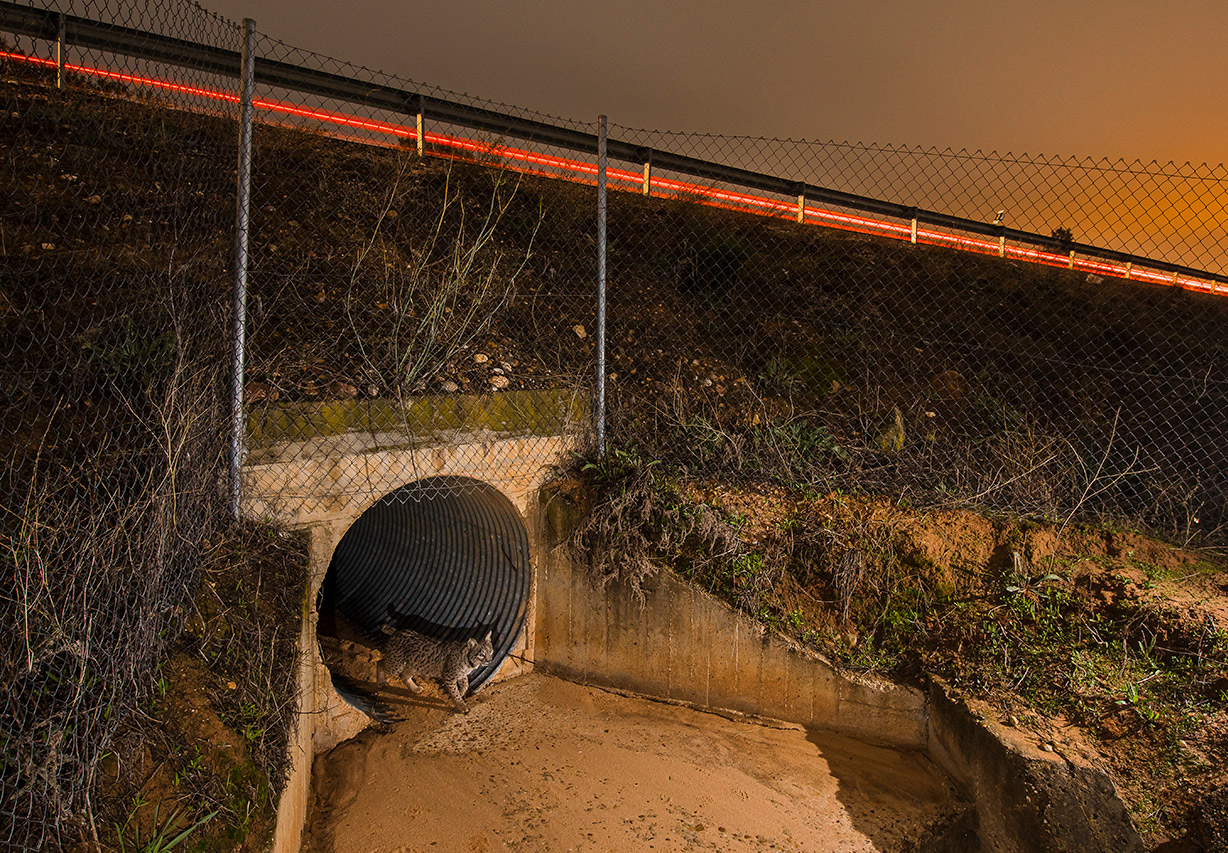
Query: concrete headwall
xmin=259 ymin=414 xmax=1141 ymax=852
xmin=253 ymin=391 xmax=581 ymax=853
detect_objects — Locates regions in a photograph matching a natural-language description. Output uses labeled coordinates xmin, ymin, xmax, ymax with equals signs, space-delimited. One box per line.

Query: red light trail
xmin=3 ymin=48 xmax=1223 ymax=298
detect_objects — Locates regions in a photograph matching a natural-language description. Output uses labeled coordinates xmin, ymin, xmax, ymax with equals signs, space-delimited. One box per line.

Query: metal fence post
xmin=416 ymin=94 xmax=425 ymax=158
xmin=229 ymin=18 xmax=256 ymax=521
xmin=596 ymin=115 xmax=608 ymax=455
xmin=55 ymin=12 xmax=65 ymax=89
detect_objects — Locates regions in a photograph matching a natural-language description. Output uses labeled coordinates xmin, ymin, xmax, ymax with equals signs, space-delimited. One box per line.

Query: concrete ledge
xmin=925 ymin=676 xmax=1144 ymax=853
xmin=247 ymin=389 xmax=586 ymax=461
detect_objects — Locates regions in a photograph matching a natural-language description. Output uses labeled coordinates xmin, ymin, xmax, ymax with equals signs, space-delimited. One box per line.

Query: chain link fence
xmin=0 ymin=2 xmax=288 ymax=850
xmin=603 ymin=124 xmax=1228 ymax=545
xmin=2 ymin=0 xmax=1227 ymax=849
xmin=238 ymin=31 xmax=598 ymax=519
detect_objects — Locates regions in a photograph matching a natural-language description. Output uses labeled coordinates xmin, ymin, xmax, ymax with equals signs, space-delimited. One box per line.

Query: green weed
xmin=113 ymin=801 xmax=217 ymax=853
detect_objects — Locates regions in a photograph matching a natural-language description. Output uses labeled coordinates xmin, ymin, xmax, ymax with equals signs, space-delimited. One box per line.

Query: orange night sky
xmin=202 ymin=0 xmax=1227 ymax=167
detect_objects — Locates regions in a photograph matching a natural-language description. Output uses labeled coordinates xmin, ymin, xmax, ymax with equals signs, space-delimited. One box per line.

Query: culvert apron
xmin=319 ymin=475 xmax=531 ymax=702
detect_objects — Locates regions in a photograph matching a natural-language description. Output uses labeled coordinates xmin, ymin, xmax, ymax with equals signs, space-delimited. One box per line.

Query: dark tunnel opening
xmin=317 ymin=475 xmax=531 ymax=712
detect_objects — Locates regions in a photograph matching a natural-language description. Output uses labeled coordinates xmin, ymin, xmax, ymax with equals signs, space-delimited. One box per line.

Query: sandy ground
xmin=303 ymin=673 xmax=964 ymax=853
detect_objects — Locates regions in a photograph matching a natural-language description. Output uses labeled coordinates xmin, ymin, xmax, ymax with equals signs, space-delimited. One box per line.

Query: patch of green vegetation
xmin=758 ymin=355 xmax=846 ymax=398
xmin=113 ymin=800 xmax=217 ymax=853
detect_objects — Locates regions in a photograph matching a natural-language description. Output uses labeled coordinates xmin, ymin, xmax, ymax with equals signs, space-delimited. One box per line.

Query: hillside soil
xmin=303 ymin=673 xmax=967 ymax=853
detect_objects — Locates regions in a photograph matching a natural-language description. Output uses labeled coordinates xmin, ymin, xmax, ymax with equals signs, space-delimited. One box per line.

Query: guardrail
xmin=3 ymin=0 xmax=1226 ymax=295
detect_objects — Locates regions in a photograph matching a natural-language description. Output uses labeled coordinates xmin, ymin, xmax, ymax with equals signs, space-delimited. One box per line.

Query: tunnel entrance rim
xmin=319 ymin=475 xmax=531 ymax=708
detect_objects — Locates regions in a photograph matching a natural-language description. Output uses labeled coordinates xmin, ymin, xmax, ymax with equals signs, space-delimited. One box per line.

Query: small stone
xmin=572 ymin=324 xmax=587 ymax=339
xmin=491 ymin=367 xmax=504 ymax=375
xmin=500 ymin=361 xmax=513 ymax=372
xmin=876 ymin=405 xmax=906 ymax=452
xmin=40 ymin=242 xmax=55 ymax=250
xmin=244 ymin=381 xmax=278 ymax=403
xmin=85 ymin=194 xmax=102 ymax=205
xmin=474 ymin=353 xmax=489 ymax=363
xmin=441 ymin=380 xmax=460 ymax=393
xmin=1008 ymin=715 xmax=1020 ymax=728
xmin=490 ymin=375 xmax=509 ymax=390
xmin=366 ymin=384 xmax=380 ymax=397
xmin=327 ymin=381 xmax=358 ymax=399
xmin=1041 ymin=742 xmax=1054 ymax=752
xmin=385 ymin=209 xmax=398 ymax=219
xmin=227 ymin=681 xmax=237 ymax=690
xmin=930 ymin=369 xmax=968 ymax=398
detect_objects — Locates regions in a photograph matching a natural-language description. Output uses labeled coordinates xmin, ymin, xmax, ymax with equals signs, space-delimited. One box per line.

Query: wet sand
xmin=303 ymin=673 xmax=963 ymax=852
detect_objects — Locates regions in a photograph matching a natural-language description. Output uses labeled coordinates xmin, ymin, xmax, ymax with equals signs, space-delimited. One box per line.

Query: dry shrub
xmin=567 ymin=447 xmax=743 ymax=603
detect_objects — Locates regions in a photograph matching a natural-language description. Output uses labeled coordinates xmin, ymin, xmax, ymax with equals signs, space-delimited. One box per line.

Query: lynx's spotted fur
xmin=376 ymin=626 xmax=494 ymax=713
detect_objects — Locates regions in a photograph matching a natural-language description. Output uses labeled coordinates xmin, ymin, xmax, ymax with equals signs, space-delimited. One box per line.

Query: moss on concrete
xmin=247 ymin=389 xmax=586 ymax=449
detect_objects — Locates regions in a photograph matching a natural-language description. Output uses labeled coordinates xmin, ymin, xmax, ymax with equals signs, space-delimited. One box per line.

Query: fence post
xmin=229 ymin=18 xmax=256 ymax=521
xmin=596 ymin=115 xmax=608 ymax=455
xmin=796 ymin=192 xmax=804 ymax=224
xmin=416 ymin=95 xmax=425 ymax=158
xmin=55 ymin=12 xmax=65 ymax=89
xmin=642 ymin=158 xmax=650 ymax=196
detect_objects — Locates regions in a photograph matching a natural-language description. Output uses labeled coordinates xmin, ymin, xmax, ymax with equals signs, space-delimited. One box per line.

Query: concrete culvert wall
xmin=317 ymin=475 xmax=532 ymax=709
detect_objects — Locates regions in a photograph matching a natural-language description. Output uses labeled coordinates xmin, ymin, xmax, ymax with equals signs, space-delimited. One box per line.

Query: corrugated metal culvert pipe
xmin=318 ymin=476 xmax=531 ymax=709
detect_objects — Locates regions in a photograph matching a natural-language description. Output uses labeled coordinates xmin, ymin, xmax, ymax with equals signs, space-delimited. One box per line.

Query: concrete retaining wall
xmin=925 ymin=677 xmax=1144 ymax=853
xmin=529 ymin=487 xmax=1143 ymax=852
xmin=531 ymin=489 xmax=927 ymax=748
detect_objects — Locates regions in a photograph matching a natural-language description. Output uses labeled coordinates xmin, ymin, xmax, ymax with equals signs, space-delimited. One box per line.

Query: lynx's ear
xmin=466 ymin=638 xmax=478 ymax=650
xmin=483 ymin=630 xmax=492 ymax=644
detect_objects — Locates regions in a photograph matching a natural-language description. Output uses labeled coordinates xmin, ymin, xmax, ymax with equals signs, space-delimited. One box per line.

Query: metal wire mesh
xmin=1 ymin=2 xmax=245 ymax=850
xmin=618 ymin=131 xmax=1228 ymax=275
xmin=605 ymin=123 xmax=1228 ymax=544
xmin=3 ymin=0 xmax=1228 ymax=849
xmin=238 ymin=32 xmax=597 ymax=523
